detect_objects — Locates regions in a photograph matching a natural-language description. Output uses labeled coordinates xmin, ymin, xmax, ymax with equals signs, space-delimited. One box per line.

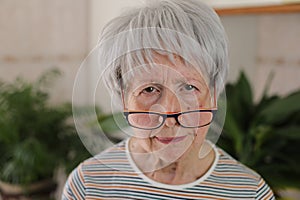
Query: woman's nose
xmin=160 ymin=88 xmax=181 ymax=111
xmin=165 ymin=116 xmax=177 ymax=128
xmin=160 ymin=89 xmax=180 ymax=127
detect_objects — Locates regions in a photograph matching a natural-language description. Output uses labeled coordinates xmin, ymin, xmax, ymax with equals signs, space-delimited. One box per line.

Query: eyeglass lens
xmin=127 ymin=111 xmax=213 ymax=129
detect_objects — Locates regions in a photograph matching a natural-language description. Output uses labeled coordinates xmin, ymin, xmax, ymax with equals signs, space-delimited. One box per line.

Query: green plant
xmin=0 ymin=69 xmax=90 ymax=185
xmin=217 ymin=72 xmax=300 ymax=192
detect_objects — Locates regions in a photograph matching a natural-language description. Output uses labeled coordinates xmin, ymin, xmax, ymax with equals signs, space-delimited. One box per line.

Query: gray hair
xmin=98 ymin=0 xmax=229 ymax=97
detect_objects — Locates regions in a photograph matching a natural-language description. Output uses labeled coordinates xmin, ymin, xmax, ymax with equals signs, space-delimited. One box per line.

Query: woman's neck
xmin=129 ymin=138 xmax=215 ymax=185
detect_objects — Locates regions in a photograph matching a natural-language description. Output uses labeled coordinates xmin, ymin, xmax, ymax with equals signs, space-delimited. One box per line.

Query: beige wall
xmin=226 ymin=13 xmax=300 ymax=100
xmin=0 ymin=0 xmax=88 ymax=104
xmin=256 ymin=13 xmax=300 ymax=97
xmin=221 ymin=15 xmax=258 ymax=83
xmin=222 ymin=13 xmax=300 ymax=100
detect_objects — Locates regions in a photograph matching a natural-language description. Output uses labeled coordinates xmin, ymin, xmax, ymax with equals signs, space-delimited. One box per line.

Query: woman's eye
xmin=184 ymin=84 xmax=197 ymax=91
xmin=142 ymin=86 xmax=159 ymax=94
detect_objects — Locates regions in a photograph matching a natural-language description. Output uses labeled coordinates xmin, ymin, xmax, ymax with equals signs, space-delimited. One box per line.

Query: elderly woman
xmin=63 ymin=0 xmax=274 ymax=199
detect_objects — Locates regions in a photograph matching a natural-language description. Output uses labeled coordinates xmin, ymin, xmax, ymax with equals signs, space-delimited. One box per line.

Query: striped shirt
xmin=62 ymin=139 xmax=275 ymax=200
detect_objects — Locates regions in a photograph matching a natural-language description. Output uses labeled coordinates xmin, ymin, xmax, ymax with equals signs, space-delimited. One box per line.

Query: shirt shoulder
xmin=215 ymin=147 xmax=261 ymax=181
xmin=209 ymin=146 xmax=275 ymax=200
xmin=62 ymin=162 xmax=86 ymax=200
xmin=81 ymin=140 xmax=130 ymax=171
xmin=62 ymin=140 xmax=130 ymax=200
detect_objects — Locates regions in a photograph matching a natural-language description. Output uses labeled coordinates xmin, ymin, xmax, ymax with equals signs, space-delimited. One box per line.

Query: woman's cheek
xmin=135 ymin=95 xmax=159 ymax=109
xmin=195 ymin=126 xmax=209 ymax=141
xmin=178 ymin=94 xmax=203 ymax=109
xmin=133 ymin=128 xmax=153 ymax=139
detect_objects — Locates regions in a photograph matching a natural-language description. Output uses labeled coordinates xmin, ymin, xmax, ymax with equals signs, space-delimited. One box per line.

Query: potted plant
xmin=217 ymin=72 xmax=300 ymax=198
xmin=0 ymin=69 xmax=91 ymax=200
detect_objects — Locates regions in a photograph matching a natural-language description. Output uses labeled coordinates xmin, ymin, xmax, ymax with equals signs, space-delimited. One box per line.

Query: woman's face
xmin=123 ymin=54 xmax=213 ymax=164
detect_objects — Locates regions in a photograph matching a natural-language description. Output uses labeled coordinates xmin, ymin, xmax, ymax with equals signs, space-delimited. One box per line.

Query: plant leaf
xmin=258 ymin=91 xmax=300 ymax=124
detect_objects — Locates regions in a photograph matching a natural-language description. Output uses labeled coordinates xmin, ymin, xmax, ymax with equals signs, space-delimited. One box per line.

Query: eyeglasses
xmin=124 ymin=109 xmax=217 ymax=130
xmin=119 ymin=80 xmax=217 ymax=130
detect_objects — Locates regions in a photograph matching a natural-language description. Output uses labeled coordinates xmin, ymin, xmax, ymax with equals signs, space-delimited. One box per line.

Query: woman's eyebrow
xmin=126 ymin=78 xmax=162 ymax=91
xmin=173 ymin=78 xmax=207 ymax=86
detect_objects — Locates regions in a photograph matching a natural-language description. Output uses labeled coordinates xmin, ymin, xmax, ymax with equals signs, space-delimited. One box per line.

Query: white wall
xmin=255 ymin=13 xmax=300 ymax=97
xmin=221 ymin=15 xmax=258 ymax=83
xmin=0 ymin=0 xmax=89 ymax=104
xmin=222 ymin=13 xmax=300 ymax=100
xmin=89 ymin=0 xmax=144 ymax=47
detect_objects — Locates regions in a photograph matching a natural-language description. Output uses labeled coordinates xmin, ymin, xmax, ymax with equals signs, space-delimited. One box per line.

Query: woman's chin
xmin=151 ymin=136 xmax=193 ymax=164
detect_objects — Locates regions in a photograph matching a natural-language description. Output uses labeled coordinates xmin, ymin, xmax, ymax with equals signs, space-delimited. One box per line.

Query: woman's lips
xmin=154 ymin=136 xmax=187 ymax=144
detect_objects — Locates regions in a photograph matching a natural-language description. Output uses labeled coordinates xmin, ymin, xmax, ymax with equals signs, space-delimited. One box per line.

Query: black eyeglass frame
xmin=123 ymin=109 xmax=217 ymax=130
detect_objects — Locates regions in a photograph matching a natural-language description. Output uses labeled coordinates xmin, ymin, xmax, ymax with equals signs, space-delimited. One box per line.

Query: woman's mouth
xmin=154 ymin=136 xmax=187 ymax=144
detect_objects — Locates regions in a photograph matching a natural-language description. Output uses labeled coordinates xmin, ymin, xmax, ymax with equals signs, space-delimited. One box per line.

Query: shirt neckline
xmin=125 ymin=138 xmax=219 ymax=189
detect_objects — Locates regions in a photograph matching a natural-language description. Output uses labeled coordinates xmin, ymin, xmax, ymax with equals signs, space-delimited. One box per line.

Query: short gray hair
xmin=98 ymin=0 xmax=228 ymax=97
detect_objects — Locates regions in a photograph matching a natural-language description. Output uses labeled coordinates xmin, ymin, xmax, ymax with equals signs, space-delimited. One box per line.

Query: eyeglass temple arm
xmin=213 ymin=80 xmax=217 ymax=109
xmin=119 ymin=80 xmax=127 ymax=109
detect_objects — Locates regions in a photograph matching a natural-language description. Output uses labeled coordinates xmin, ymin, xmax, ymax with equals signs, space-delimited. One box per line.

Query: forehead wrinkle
xmin=126 ymin=76 xmax=162 ymax=94
xmin=123 ymin=54 xmax=210 ymax=91
xmin=153 ymin=53 xmax=209 ymax=87
xmin=126 ymin=67 xmax=209 ymax=93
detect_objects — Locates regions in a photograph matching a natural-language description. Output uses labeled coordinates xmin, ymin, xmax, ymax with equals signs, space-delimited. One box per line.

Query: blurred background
xmin=0 ymin=0 xmax=299 ymax=199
